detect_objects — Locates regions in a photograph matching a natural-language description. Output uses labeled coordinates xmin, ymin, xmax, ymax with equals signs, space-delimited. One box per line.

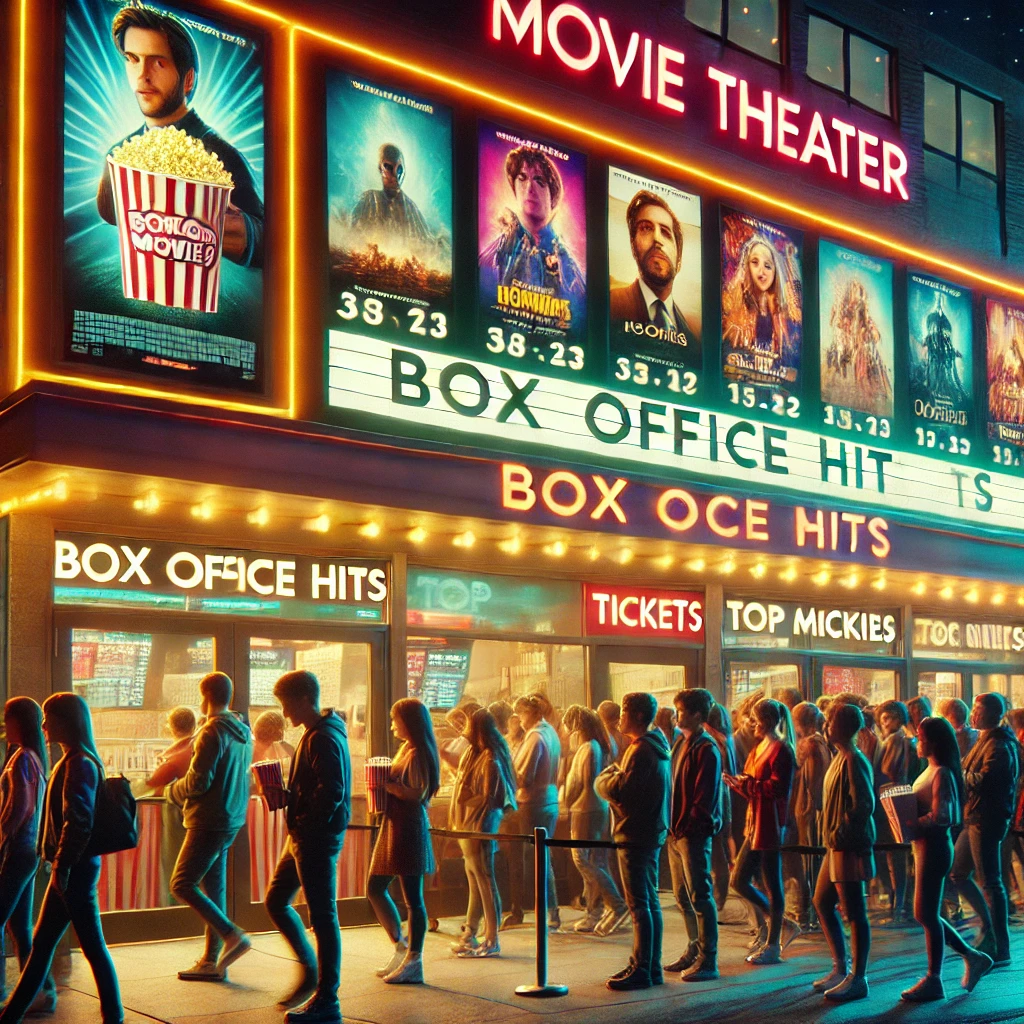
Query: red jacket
xmin=740 ymin=741 xmax=796 ymax=851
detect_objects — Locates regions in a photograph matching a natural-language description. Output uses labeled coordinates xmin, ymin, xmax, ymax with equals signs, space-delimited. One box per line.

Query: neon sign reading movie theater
xmin=491 ymin=0 xmax=909 ymax=199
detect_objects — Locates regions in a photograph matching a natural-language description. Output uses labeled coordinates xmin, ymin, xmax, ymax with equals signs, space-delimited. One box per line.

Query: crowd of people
xmin=0 ymin=678 xmax=1021 ymax=1024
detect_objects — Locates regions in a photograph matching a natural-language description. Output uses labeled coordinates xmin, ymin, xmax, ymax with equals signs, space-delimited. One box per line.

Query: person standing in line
xmin=597 ymin=701 xmax=625 ymax=763
xmin=145 ymin=706 xmax=196 ymax=795
xmin=1007 ymin=709 xmax=1024 ymax=906
xmin=367 ymin=699 xmax=440 ymax=985
xmin=501 ymin=695 xmax=561 ymax=931
xmin=596 ymin=691 xmax=671 ymax=991
xmin=951 ymin=692 xmax=1019 ymax=967
xmin=560 ymin=705 xmax=628 ymax=937
xmin=875 ymin=699 xmax=915 ymax=927
xmin=790 ymin=702 xmax=832 ymax=931
xmin=811 ymin=702 xmax=874 ymax=1003
xmin=168 ymin=672 xmax=254 ymax=981
xmin=725 ymin=698 xmax=799 ymax=965
xmin=251 ymin=710 xmax=296 ymax=766
xmin=449 ymin=708 xmax=517 ymax=959
xmin=663 ymin=688 xmax=722 ymax=982
xmin=937 ymin=698 xmax=978 ymax=759
xmin=902 ymin=716 xmax=994 ymax=1002
xmin=0 ymin=694 xmax=122 ymax=1024
xmin=0 ymin=699 xmax=58 ymax=1014
xmin=706 ymin=704 xmax=737 ymax=911
xmin=906 ymin=697 xmax=932 ymax=777
xmin=263 ymin=670 xmax=351 ymax=1024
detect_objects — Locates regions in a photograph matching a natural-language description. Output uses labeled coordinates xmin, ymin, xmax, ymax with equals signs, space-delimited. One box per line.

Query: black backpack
xmin=83 ymin=754 xmax=139 ymax=856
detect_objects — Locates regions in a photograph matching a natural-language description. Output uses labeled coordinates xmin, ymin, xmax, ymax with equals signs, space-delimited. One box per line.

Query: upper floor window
xmin=806 ymin=14 xmax=892 ymax=116
xmin=686 ymin=0 xmax=782 ymax=64
xmin=924 ymin=72 xmax=997 ymax=176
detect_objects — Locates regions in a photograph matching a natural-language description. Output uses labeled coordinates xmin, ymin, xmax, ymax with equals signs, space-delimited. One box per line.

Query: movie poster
xmin=908 ymin=273 xmax=973 ymax=436
xmin=478 ymin=121 xmax=587 ymax=371
xmin=721 ymin=208 xmax=803 ymax=405
xmin=986 ymin=299 xmax=1024 ymax=449
xmin=819 ymin=241 xmax=895 ymax=420
xmin=327 ymin=74 xmax=453 ymax=345
xmin=608 ymin=167 xmax=701 ymax=394
xmin=63 ymin=0 xmax=265 ymax=388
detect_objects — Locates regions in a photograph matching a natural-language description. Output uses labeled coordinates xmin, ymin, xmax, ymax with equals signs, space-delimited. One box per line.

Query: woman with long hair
xmin=449 ymin=709 xmax=517 ymax=959
xmin=706 ymin=703 xmax=736 ymax=911
xmin=0 ymin=693 xmax=122 ymax=1024
xmin=902 ymin=716 xmax=993 ymax=1002
xmin=724 ymin=698 xmax=799 ymax=966
xmin=367 ymin=698 xmax=441 ymax=985
xmin=561 ymin=705 xmax=627 ymax=936
xmin=0 ymin=699 xmax=57 ymax=1012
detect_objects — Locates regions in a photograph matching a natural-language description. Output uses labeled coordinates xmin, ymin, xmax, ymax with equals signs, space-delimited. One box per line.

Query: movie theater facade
xmin=3 ymin=0 xmax=1024 ymax=938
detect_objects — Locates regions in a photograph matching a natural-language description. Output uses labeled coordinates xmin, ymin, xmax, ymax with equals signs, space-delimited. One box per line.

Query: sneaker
xmin=824 ymin=974 xmax=868 ymax=1002
xmin=450 ymin=933 xmax=480 ymax=955
xmin=663 ymin=944 xmax=700 ymax=974
xmin=901 ymin=974 xmax=945 ymax=1002
xmin=284 ymin=997 xmax=342 ymax=1024
xmin=376 ymin=947 xmax=408 ymax=978
xmin=594 ymin=907 xmax=631 ymax=937
xmin=681 ymin=957 xmax=720 ymax=982
xmin=608 ymin=958 xmax=637 ymax=982
xmin=216 ymin=930 xmax=252 ymax=973
xmin=383 ymin=954 xmax=424 ymax=985
xmin=177 ymin=959 xmax=224 ymax=982
xmin=573 ymin=915 xmax=603 ymax=933
xmin=277 ymin=968 xmax=318 ymax=1008
xmin=780 ymin=917 xmax=802 ymax=951
xmin=606 ymin=966 xmax=652 ymax=991
xmin=746 ymin=943 xmax=782 ymax=965
xmin=746 ymin=924 xmax=768 ymax=951
xmin=25 ymin=990 xmax=58 ymax=1016
xmin=812 ymin=963 xmax=849 ymax=992
xmin=548 ymin=913 xmax=562 ymax=932
xmin=962 ymin=949 xmax=993 ymax=992
xmin=500 ymin=910 xmax=524 ymax=930
xmin=460 ymin=940 xmax=500 ymax=958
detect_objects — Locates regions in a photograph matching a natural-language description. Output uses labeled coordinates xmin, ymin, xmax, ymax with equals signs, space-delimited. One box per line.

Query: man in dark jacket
xmin=664 ymin=688 xmax=722 ymax=982
xmin=264 ymin=670 xmax=351 ymax=1024
xmin=595 ymin=691 xmax=671 ymax=991
xmin=952 ymin=692 xmax=1020 ymax=966
xmin=168 ymin=672 xmax=254 ymax=981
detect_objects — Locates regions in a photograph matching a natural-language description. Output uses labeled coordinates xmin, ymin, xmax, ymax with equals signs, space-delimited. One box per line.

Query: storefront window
xmin=970 ymin=673 xmax=1024 ymax=708
xmin=726 ymin=662 xmax=800 ymax=711
xmin=821 ymin=665 xmax=897 ymax=704
xmin=608 ymin=662 xmax=685 ymax=706
xmin=917 ymin=671 xmax=961 ymax=704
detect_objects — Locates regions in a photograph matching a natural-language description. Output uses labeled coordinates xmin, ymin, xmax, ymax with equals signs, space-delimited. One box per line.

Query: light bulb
xmin=358 ymin=522 xmax=381 ymax=538
xmin=247 ymin=506 xmax=270 ymax=527
xmin=407 ymin=526 xmax=428 ymax=544
xmin=453 ymin=531 xmax=475 ymax=548
xmin=686 ymin=558 xmax=706 ymax=572
xmin=939 ymin=586 xmax=954 ymax=600
xmin=718 ymin=559 xmax=736 ymax=574
xmin=132 ymin=491 xmax=160 ymax=514
xmin=305 ymin=514 xmax=331 ymax=533
xmin=750 ymin=563 xmax=767 ymax=579
xmin=190 ymin=500 xmax=214 ymax=520
xmin=498 ymin=535 xmax=522 ymax=554
xmin=779 ymin=566 xmax=798 ymax=583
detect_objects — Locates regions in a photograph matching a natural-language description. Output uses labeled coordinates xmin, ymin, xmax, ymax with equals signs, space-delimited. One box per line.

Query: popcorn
xmin=109 ymin=126 xmax=234 ymax=186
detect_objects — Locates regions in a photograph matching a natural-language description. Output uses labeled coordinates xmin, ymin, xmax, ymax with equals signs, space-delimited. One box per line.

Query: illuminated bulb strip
xmin=617 ymin=548 xmax=634 ymax=565
xmin=939 ymin=586 xmax=954 ymax=600
xmin=587 ymin=546 xmax=601 ymax=561
xmin=358 ymin=521 xmax=381 ymax=538
xmin=839 ymin=572 xmax=859 ymax=589
xmin=190 ymin=500 xmax=214 ymax=521
xmin=305 ymin=514 xmax=331 ymax=533
xmin=453 ymin=531 xmax=475 ymax=548
xmin=911 ymin=581 xmax=927 ymax=596
xmin=247 ymin=506 xmax=270 ymax=527
xmin=497 ymin=535 xmax=522 ymax=554
xmin=655 ymin=554 xmax=673 ymax=570
xmin=543 ymin=540 xmax=568 ymax=557
xmin=133 ymin=491 xmax=160 ymax=514
xmin=811 ymin=570 xmax=830 ymax=586
xmin=0 ymin=478 xmax=69 ymax=515
xmin=407 ymin=526 xmax=428 ymax=544
xmin=718 ymin=559 xmax=736 ymax=574
xmin=992 ymin=592 xmax=1006 ymax=606
xmin=779 ymin=566 xmax=798 ymax=583
xmin=686 ymin=558 xmax=706 ymax=572
xmin=964 ymin=588 xmax=979 ymax=603
xmin=871 ymin=575 xmax=887 ymax=591
xmin=749 ymin=563 xmax=766 ymax=579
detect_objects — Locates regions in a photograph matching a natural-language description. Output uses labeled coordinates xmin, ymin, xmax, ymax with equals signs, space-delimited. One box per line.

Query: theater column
xmin=381 ymin=551 xmax=408 ymax=756
xmin=4 ymin=515 xmax=53 ymax=704
xmin=703 ymin=583 xmax=724 ymax=702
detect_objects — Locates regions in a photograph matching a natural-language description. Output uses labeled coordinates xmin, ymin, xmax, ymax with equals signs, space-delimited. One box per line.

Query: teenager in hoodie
xmin=951 ymin=692 xmax=1020 ymax=966
xmin=664 ymin=688 xmax=722 ymax=983
xmin=264 ymin=670 xmax=351 ymax=1024
xmin=596 ymin=691 xmax=670 ymax=991
xmin=168 ymin=672 xmax=254 ymax=982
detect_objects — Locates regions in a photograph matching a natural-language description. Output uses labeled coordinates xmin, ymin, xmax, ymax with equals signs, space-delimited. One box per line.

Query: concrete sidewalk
xmin=11 ymin=899 xmax=1024 ymax=1024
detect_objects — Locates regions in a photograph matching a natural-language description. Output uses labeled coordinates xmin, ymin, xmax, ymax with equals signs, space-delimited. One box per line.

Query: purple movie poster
xmin=477 ymin=121 xmax=587 ymax=375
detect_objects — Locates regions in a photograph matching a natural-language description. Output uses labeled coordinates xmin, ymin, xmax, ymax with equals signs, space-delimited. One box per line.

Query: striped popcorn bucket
xmin=107 ymin=156 xmax=233 ymax=313
xmin=366 ymin=756 xmax=392 ymax=815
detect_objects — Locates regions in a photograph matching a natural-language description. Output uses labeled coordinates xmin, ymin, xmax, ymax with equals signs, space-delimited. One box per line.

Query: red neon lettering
xmin=656 ymin=44 xmax=685 ymax=114
xmin=598 ymin=17 xmax=639 ymax=87
xmin=591 ymin=476 xmax=628 ymax=523
xmin=882 ymin=140 xmax=909 ymax=199
xmin=739 ymin=79 xmax=772 ymax=148
xmin=707 ymin=66 xmax=737 ymax=131
xmin=858 ymin=130 xmax=881 ymax=190
xmin=776 ymin=97 xmax=801 ymax=159
xmin=547 ymin=4 xmax=600 ymax=71
xmin=492 ymin=0 xmax=542 ymax=54
xmin=502 ymin=463 xmax=536 ymax=511
xmin=831 ymin=117 xmax=856 ymax=178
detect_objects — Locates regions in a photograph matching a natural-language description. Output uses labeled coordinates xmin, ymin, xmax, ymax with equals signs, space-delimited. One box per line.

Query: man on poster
xmin=95 ymin=4 xmax=264 ymax=268
xmin=610 ymin=190 xmax=695 ymax=345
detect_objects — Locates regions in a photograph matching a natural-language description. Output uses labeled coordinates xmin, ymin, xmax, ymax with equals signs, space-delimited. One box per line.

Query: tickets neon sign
xmin=490 ymin=0 xmax=909 ymax=200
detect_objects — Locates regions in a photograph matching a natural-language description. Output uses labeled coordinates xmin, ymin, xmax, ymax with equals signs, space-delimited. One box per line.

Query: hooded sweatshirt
xmin=595 ymin=729 xmax=670 ymax=847
xmin=514 ymin=720 xmax=561 ymax=810
xmin=286 ymin=709 xmax=351 ymax=852
xmin=169 ymin=711 xmax=253 ymax=832
xmin=962 ymin=725 xmax=1020 ymax=827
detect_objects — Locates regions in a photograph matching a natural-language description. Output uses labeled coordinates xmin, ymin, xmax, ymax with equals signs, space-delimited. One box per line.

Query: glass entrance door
xmin=816 ymin=658 xmax=902 ymax=705
xmin=722 ymin=654 xmax=809 ymax=712
xmin=590 ymin=644 xmax=700 ymax=709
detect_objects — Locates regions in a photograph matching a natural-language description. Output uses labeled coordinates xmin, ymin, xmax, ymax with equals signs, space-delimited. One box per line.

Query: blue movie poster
xmin=63 ymin=0 xmax=265 ymax=387
xmin=819 ymin=240 xmax=894 ymax=423
xmin=908 ymin=272 xmax=973 ymax=438
xmin=326 ymin=74 xmax=453 ymax=344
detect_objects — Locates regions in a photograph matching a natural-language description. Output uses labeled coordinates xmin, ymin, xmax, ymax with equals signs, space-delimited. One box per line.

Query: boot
xmin=681 ymin=955 xmax=719 ymax=982
xmin=901 ymin=974 xmax=945 ymax=1002
xmin=812 ymin=961 xmax=849 ymax=992
xmin=824 ymin=974 xmax=869 ymax=1002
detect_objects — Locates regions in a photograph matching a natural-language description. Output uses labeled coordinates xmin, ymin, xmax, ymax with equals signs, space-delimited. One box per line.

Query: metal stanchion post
xmin=515 ymin=826 xmax=568 ymax=998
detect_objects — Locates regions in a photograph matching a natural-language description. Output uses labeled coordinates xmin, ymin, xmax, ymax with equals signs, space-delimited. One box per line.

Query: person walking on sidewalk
xmin=725 ymin=698 xmax=799 ymax=966
xmin=811 ymin=702 xmax=874 ymax=1003
xmin=501 ymin=694 xmax=561 ymax=931
xmin=596 ymin=691 xmax=671 ymax=992
xmin=664 ymin=688 xmax=722 ymax=982
xmin=902 ymin=716 xmax=993 ymax=1002
xmin=875 ymin=699 xmax=916 ymax=927
xmin=0 ymin=699 xmax=58 ymax=1014
xmin=951 ymin=692 xmax=1019 ymax=967
xmin=367 ymin=699 xmax=440 ymax=985
xmin=560 ymin=705 xmax=627 ymax=937
xmin=789 ymin=702 xmax=831 ymax=931
xmin=168 ymin=672 xmax=254 ymax=982
xmin=264 ymin=670 xmax=351 ymax=1023
xmin=449 ymin=708 xmax=517 ymax=959
xmin=0 ymin=693 xmax=122 ymax=1024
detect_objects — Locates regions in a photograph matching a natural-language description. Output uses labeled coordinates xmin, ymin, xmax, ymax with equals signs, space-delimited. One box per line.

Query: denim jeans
xmin=506 ymin=804 xmax=559 ymax=918
xmin=170 ymin=828 xmax=240 ymax=961
xmin=666 ymin=834 xmax=718 ymax=957
xmin=617 ymin=844 xmax=663 ymax=977
xmin=266 ymin=836 xmax=342 ymax=1005
xmin=951 ymin=821 xmax=1011 ymax=957
xmin=0 ymin=847 xmax=57 ymax=1001
xmin=570 ymin=810 xmax=624 ymax=920
xmin=711 ymin=832 xmax=731 ymax=910
xmin=731 ymin=839 xmax=784 ymax=945
xmin=0 ymin=856 xmax=121 ymax=1024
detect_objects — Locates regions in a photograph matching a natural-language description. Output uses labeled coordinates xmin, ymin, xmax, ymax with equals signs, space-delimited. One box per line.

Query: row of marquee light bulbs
xmin=124 ymin=488 xmax=1023 ymax=608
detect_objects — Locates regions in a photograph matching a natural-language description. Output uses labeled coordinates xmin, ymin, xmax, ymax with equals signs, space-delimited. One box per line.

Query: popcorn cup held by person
xmin=107 ymin=126 xmax=234 ymax=313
